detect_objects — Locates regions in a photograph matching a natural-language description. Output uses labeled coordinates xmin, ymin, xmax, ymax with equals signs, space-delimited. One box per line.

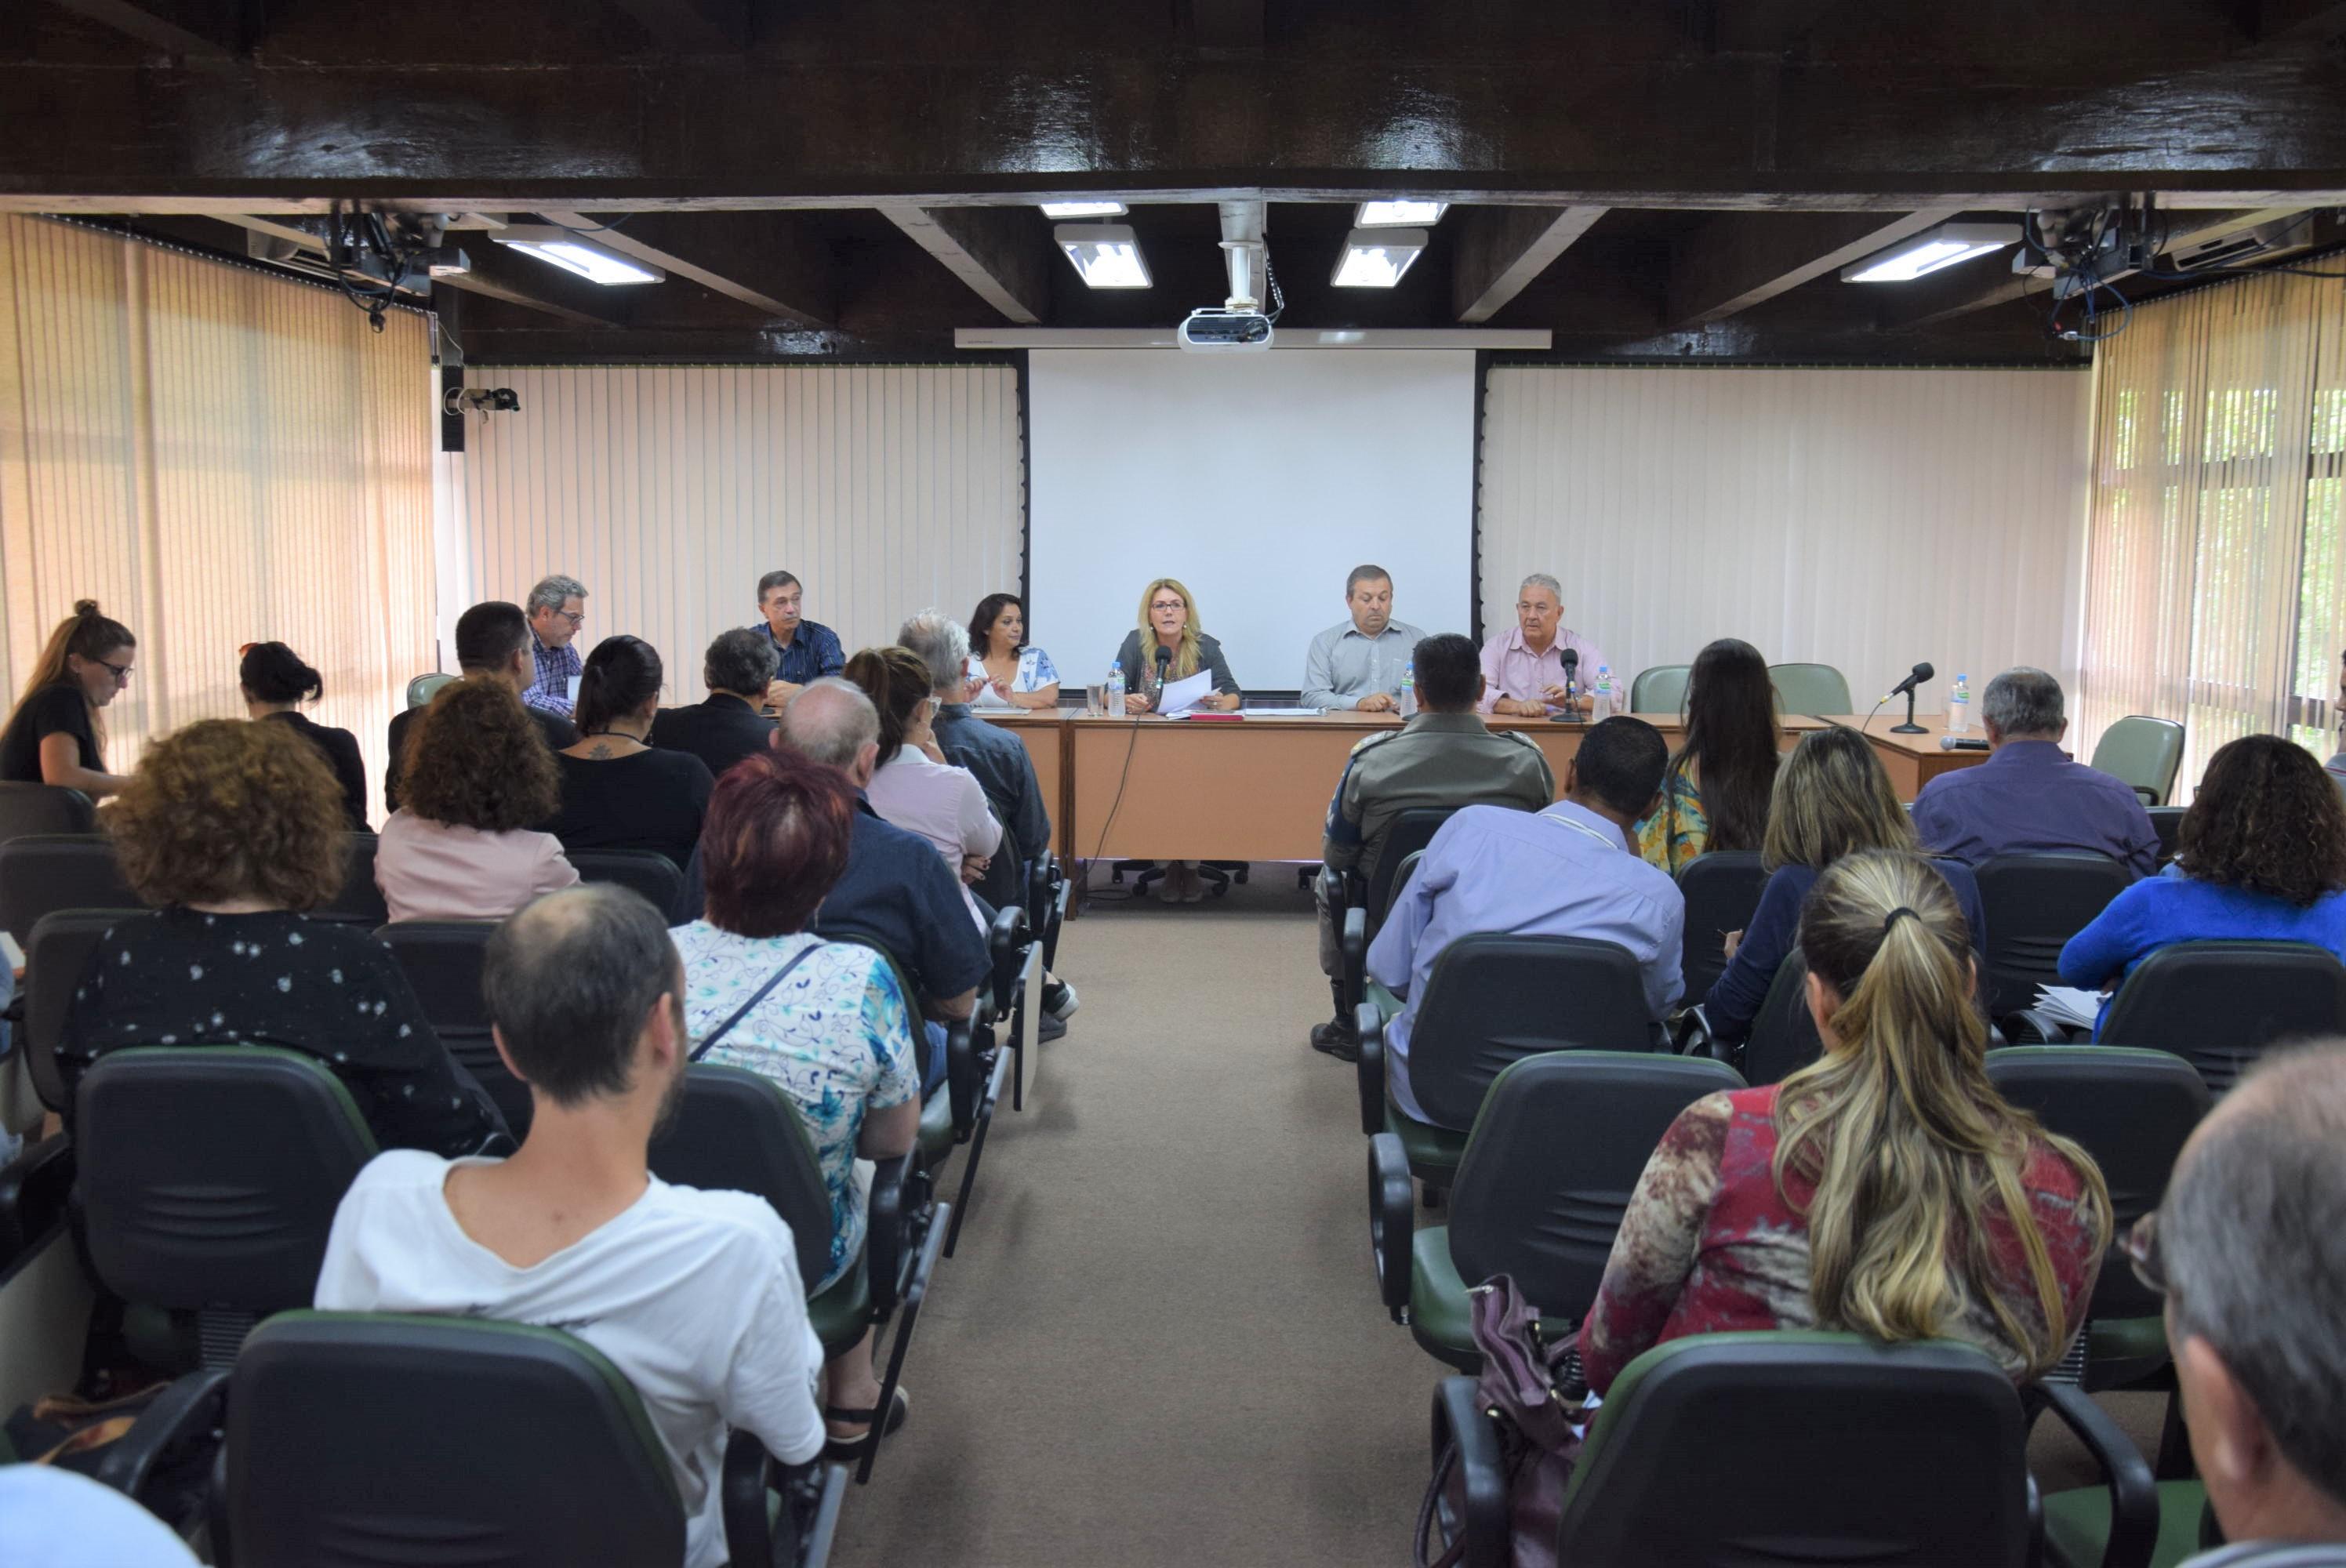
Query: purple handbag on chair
xmin=1415 ymin=1276 xmax=1590 ymax=1568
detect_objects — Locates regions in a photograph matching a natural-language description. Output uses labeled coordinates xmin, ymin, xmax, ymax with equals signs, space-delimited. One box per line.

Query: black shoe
xmin=1041 ymin=978 xmax=1079 ymax=1020
xmin=1038 ymin=1011 xmax=1067 ymax=1041
xmin=1309 ymin=1018 xmax=1359 ymax=1062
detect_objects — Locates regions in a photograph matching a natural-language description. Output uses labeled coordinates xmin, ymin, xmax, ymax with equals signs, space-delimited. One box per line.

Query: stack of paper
xmin=1239 ymin=706 xmax=1324 ymax=717
xmin=2030 ymin=985 xmax=2104 ymax=1031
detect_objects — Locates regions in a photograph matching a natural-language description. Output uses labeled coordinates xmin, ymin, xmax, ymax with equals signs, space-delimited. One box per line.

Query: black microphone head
xmin=1562 ymin=647 xmax=1579 ymax=670
xmin=1155 ymin=644 xmax=1171 ymax=669
xmin=1912 ymin=661 xmax=1935 ymax=683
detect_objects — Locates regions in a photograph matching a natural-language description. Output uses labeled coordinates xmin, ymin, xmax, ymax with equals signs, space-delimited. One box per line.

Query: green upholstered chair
xmin=2090 ymin=716 xmax=2187 ymax=807
xmin=210 ymin=1311 xmax=848 ymax=1568
xmin=2094 ymin=941 xmax=2346 ymax=1094
xmin=645 ymin=1062 xmax=942 ymax=1484
xmin=1767 ymin=661 xmax=1854 ymax=716
xmin=1331 ymin=809 xmax=1454 ymax=1022
xmin=1975 ymin=852 xmax=2134 ymax=1023
xmin=1371 ymin=1050 xmax=1742 ymax=1369
xmin=1355 ymin=933 xmax=1655 ymax=1196
xmin=1429 ymin=1332 xmax=2156 ymax=1568
xmin=2042 ymin=1477 xmax=2221 ymax=1568
xmin=405 ymin=671 xmax=457 ymax=710
xmin=1627 ymin=663 xmax=1690 ymax=715
xmin=1674 ymin=850 xmax=1767 ymax=1004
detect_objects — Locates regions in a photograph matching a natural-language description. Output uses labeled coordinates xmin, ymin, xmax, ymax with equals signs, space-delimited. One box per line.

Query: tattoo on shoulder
xmin=587 ymin=742 xmax=613 ymax=759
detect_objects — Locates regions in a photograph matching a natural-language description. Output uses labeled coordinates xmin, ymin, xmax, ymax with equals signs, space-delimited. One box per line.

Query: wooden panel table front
xmin=1815 ymin=716 xmax=1992 ymax=799
xmin=971 ymin=710 xmax=1071 ymax=860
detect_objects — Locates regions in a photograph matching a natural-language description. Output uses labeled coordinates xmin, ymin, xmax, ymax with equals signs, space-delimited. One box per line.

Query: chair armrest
xmin=865 ymin=1154 xmax=915 ymax=1320
xmin=794 ymin=1461 xmax=849 ymax=1568
xmin=1340 ymin=906 xmax=1368 ymax=1015
xmin=1670 ymin=1005 xmax=1712 ymax=1057
xmin=1431 ymin=1375 xmax=1510 ymax=1568
xmin=93 ymin=1366 xmax=229 ymax=1506
xmin=721 ymin=1429 xmax=777 ymax=1568
xmin=986 ymin=905 xmax=1029 ymax=1019
xmin=0 ymin=1131 xmax=74 ymax=1261
xmin=944 ymin=1014 xmax=981 ymax=1141
xmin=2036 ymin=1381 xmax=2160 ymax=1568
xmin=1369 ymin=1132 xmax=1413 ymax=1322
xmin=1356 ymin=1002 xmax=1387 ymax=1138
xmin=2005 ymin=1009 xmax=2086 ymax=1046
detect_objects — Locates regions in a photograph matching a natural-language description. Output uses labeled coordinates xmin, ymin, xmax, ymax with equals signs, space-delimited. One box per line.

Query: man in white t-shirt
xmin=315 ymin=884 xmax=826 ymax=1568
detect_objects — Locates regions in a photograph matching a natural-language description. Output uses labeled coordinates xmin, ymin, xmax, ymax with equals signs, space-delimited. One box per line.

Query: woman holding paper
xmin=1113 ymin=578 xmax=1241 ymax=716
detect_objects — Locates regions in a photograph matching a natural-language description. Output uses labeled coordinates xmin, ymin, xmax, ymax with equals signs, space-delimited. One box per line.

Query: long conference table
xmin=979 ymin=709 xmax=1986 ymax=866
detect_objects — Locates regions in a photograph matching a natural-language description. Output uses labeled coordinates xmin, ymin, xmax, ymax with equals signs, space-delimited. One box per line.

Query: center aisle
xmin=830 ymin=873 xmax=1433 ymax=1566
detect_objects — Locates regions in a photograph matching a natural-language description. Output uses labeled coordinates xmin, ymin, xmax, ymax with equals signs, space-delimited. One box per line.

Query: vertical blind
xmin=0 ymin=216 xmax=436 ymax=815
xmin=1476 ymin=365 xmax=2090 ymax=713
xmin=451 ymin=364 xmax=1026 ymax=698
xmin=2079 ymin=270 xmax=2346 ymax=797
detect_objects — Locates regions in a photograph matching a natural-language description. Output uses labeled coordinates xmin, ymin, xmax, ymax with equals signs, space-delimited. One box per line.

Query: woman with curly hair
xmin=57 ymin=719 xmax=504 ymax=1156
xmin=2062 ymin=733 xmax=2346 ymax=1035
xmin=377 ymin=678 xmax=579 ymax=923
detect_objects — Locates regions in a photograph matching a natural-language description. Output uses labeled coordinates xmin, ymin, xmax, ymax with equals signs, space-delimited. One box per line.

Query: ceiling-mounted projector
xmin=1178 ymin=307 xmax=1274 ymax=352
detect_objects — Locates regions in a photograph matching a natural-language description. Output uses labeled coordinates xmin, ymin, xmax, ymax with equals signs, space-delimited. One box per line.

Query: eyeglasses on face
xmin=1149 ymin=599 xmax=1185 ymax=612
xmin=2123 ymin=1209 xmax=2169 ymax=1297
xmin=94 ymin=658 xmax=134 ymax=682
xmin=553 ymin=609 xmax=586 ymax=626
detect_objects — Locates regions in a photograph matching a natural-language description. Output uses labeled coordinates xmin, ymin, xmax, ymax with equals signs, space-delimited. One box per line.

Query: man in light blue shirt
xmin=1301 ymin=564 xmax=1426 ymax=711
xmin=1367 ymin=716 xmax=1683 ymax=1127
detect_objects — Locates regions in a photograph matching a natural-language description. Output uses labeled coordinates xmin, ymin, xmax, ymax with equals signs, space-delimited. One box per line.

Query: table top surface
xmin=1815 ymin=715 xmax=1987 ymax=756
xmin=996 ymin=709 xmax=1835 ymax=733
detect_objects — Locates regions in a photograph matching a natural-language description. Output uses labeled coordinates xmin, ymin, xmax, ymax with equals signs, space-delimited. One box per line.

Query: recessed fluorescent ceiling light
xmin=1840 ymin=222 xmax=2021 ymax=283
xmin=1054 ymin=223 xmax=1152 ymax=289
xmin=491 ymin=227 xmax=663 ymax=286
xmin=1356 ymin=201 xmax=1448 ymax=227
xmin=1331 ymin=227 xmax=1429 ymax=288
xmin=1040 ymin=200 xmax=1129 ymax=218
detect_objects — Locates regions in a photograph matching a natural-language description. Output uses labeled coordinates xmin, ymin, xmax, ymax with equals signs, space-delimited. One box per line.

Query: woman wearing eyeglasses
xmin=0 ymin=600 xmax=138 ymax=796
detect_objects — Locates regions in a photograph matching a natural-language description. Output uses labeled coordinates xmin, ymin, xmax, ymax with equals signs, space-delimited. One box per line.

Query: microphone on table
xmin=1878 ymin=661 xmax=1934 ymax=735
xmin=1560 ymin=647 xmax=1580 ymax=722
xmin=1154 ymin=644 xmax=1171 ymax=710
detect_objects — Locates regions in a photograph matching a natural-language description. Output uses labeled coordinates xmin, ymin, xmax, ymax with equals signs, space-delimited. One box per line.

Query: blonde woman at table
xmin=963 ymin=592 xmax=1062 ymax=710
xmin=1113 ymin=578 xmax=1241 ymax=716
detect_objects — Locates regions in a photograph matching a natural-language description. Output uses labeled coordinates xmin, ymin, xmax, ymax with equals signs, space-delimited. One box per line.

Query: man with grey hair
xmin=2144 ymin=1043 xmax=2346 ymax=1559
xmin=1912 ymin=666 xmax=2157 ymax=874
xmin=1478 ymin=572 xmax=1610 ymax=718
xmin=1302 ymin=564 xmax=1426 ymax=712
xmin=522 ymin=573 xmax=589 ymax=717
xmin=778 ymin=679 xmax=984 ymax=1089
xmin=649 ymin=628 xmax=779 ymax=782
xmin=903 ymin=608 xmax=1078 ymax=1031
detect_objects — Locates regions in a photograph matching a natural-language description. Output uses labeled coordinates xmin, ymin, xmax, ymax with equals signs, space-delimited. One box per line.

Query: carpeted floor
xmin=829 ymin=866 xmax=2169 ymax=1566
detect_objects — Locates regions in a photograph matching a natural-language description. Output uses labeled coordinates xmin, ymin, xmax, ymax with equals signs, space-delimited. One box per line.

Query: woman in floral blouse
xmin=1634 ymin=637 xmax=1780 ymax=873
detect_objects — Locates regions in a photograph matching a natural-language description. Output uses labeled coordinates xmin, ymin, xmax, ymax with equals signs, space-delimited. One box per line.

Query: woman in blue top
xmin=2061 ymin=734 xmax=2346 ymax=1035
xmin=1704 ymin=724 xmax=1988 ymax=1044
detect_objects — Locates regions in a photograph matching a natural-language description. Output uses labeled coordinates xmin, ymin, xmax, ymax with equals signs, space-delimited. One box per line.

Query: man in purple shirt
xmin=1911 ymin=666 xmax=2159 ymax=877
xmin=1478 ymin=572 xmax=1611 ymax=717
xmin=1366 ymin=717 xmax=1682 ymax=1128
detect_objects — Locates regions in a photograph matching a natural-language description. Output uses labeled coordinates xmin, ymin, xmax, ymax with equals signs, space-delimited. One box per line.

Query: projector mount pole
xmin=1218 ymin=201 xmax=1266 ymax=310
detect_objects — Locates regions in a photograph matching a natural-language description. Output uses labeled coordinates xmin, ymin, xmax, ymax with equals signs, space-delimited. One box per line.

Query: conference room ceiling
xmin=5 ymin=0 xmax=2344 ymax=365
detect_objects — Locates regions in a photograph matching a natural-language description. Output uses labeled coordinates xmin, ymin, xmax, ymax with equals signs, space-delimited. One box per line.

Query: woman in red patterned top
xmin=1579 ymin=849 xmax=2112 ymax=1390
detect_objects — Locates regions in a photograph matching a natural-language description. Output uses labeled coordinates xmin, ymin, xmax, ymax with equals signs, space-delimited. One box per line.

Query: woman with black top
xmin=548 ymin=634 xmax=715 ymax=869
xmin=241 ymin=641 xmax=368 ymax=829
xmin=0 ymin=600 xmax=137 ymax=795
xmin=57 ymin=717 xmax=504 ymax=1157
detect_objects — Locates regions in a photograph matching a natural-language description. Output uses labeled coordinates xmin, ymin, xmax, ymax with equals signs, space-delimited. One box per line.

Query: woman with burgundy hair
xmin=666 ymin=746 xmax=921 ymax=1455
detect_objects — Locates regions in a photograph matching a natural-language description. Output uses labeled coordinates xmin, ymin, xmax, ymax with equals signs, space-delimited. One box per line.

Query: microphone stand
xmin=1890 ymin=686 xmax=1927 ymax=735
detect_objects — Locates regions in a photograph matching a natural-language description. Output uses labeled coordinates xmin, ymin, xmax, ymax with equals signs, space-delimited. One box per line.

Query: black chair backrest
xmin=2145 ymin=805 xmax=2184 ymax=867
xmin=1741 ymin=950 xmax=1825 ymax=1087
xmin=2098 ymin=940 xmax=2346 ymax=1093
xmin=24 ymin=908 xmax=138 ymax=1113
xmin=646 ymin=1064 xmax=833 ymax=1292
xmin=0 ymin=833 xmax=138 ymax=948
xmin=75 ymin=1046 xmax=377 ymax=1313
xmin=1449 ymin=1051 xmax=1745 ymax=1328
xmin=0 ymin=781 xmax=94 ymax=848
xmin=1986 ymin=1045 xmax=2210 ymax=1323
xmin=1409 ymin=934 xmax=1653 ymax=1130
xmin=314 ymin=833 xmax=389 ymax=926
xmin=376 ymin=920 xmax=529 ymax=1135
xmin=571 ymin=848 xmax=686 ymax=921
xmin=1675 ymin=851 xmax=1767 ymax=1004
xmin=1974 ymin=851 xmax=2132 ymax=1019
xmin=1364 ymin=808 xmax=1454 ymax=925
xmin=227 ymin=1311 xmax=685 ymax=1568
xmin=1556 ymin=1332 xmax=2030 ymax=1565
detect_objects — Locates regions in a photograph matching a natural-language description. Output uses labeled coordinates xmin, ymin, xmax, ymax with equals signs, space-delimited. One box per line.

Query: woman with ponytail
xmin=241 ymin=641 xmax=366 ymax=829
xmin=0 ymin=600 xmax=137 ymax=795
xmin=549 ymin=633 xmax=714 ymax=869
xmin=1581 ymin=849 xmax=2111 ymax=1390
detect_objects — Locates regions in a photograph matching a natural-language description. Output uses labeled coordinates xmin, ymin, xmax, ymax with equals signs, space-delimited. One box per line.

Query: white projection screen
xmin=1027 ymin=349 xmax=1476 ymax=695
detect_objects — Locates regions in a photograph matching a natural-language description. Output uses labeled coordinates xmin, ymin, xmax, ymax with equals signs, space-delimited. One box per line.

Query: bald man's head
xmin=483 ymin=884 xmax=681 ymax=1107
xmin=779 ymin=677 xmax=881 ymax=786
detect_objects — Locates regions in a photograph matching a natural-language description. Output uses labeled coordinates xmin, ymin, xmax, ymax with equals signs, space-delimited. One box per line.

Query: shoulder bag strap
xmin=690 ymin=943 xmax=819 ymax=1062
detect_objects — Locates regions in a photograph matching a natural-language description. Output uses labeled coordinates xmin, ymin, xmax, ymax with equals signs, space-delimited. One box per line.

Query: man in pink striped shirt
xmin=1478 ymin=572 xmax=1611 ymax=717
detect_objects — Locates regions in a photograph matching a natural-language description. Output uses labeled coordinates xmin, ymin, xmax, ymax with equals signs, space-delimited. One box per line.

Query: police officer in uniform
xmin=1311 ymin=632 xmax=1556 ymax=1058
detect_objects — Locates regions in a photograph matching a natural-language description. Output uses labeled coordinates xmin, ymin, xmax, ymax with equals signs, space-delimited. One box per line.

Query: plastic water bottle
xmin=1593 ymin=665 xmax=1614 ymax=720
xmin=1948 ymin=673 xmax=1971 ymax=733
xmin=1397 ymin=663 xmax=1417 ymax=717
xmin=1106 ymin=662 xmax=1125 ymax=717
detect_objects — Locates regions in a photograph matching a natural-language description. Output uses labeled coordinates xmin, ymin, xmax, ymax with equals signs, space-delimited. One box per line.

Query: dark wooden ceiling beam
xmin=41 ymin=0 xmax=245 ymax=59
xmin=880 ymin=205 xmax=1049 ymax=325
xmin=1178 ymin=0 xmax=1264 ymax=50
xmin=538 ymin=209 xmax=833 ymax=326
xmin=1452 ymin=205 xmax=1608 ymax=323
xmin=1666 ymin=209 xmax=1959 ymax=326
xmin=2241 ymin=0 xmax=2346 ymax=39
xmin=601 ymin=0 xmax=745 ymax=53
